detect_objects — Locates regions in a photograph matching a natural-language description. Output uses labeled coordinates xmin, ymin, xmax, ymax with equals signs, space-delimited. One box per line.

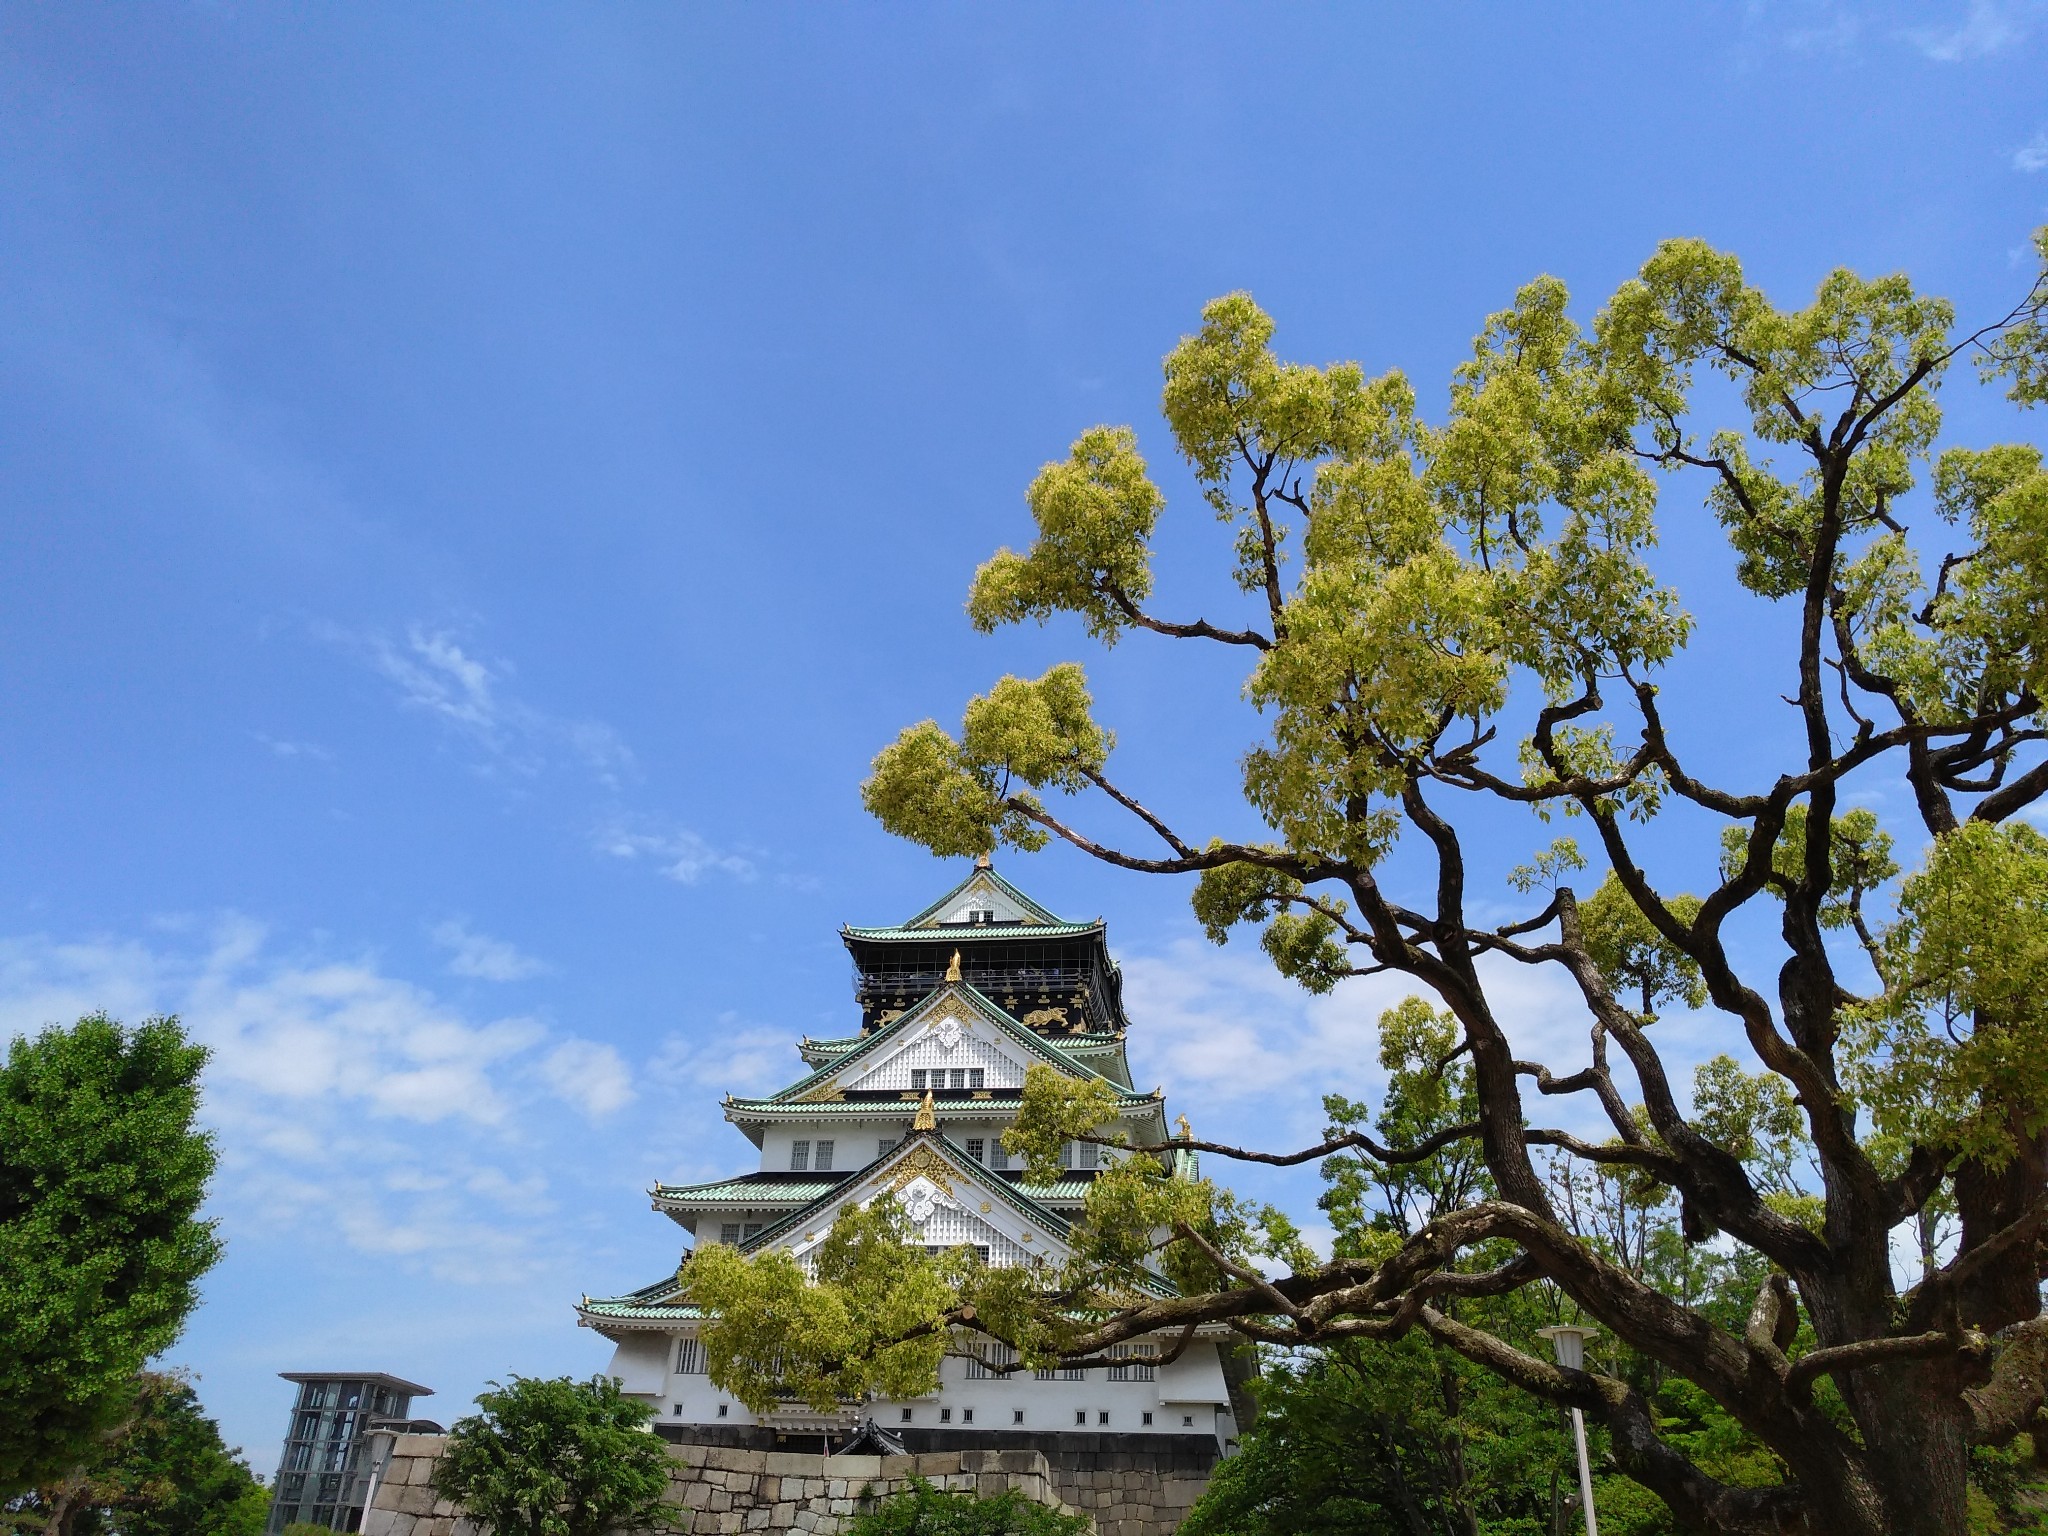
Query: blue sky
xmin=3 ymin=1 xmax=2045 ymax=1473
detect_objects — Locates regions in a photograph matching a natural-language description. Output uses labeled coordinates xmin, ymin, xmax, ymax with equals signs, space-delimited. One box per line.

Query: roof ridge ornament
xmin=974 ymin=851 xmax=992 ymax=869
xmin=944 ymin=949 xmax=962 ymax=982
xmin=913 ymin=1088 xmax=938 ymax=1131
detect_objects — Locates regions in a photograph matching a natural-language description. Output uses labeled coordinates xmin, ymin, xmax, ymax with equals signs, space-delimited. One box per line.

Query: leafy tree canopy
xmin=839 ymin=231 xmax=2048 ymax=1536
xmin=0 ymin=1016 xmax=219 ymax=1496
xmin=8 ymin=1373 xmax=268 ymax=1536
xmin=430 ymin=1375 xmax=669 ymax=1536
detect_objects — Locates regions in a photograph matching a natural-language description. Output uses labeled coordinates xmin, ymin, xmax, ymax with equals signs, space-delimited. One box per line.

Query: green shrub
xmin=847 ymin=1476 xmax=1089 ymax=1536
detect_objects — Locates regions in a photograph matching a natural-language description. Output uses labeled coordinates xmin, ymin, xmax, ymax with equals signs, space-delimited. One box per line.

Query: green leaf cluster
xmin=0 ymin=1015 xmax=220 ymax=1496
xmin=861 ymin=666 xmax=1109 ymax=857
xmin=1849 ymin=820 xmax=2048 ymax=1167
xmin=430 ymin=1375 xmax=669 ymax=1536
xmin=844 ymin=1476 xmax=1089 ymax=1536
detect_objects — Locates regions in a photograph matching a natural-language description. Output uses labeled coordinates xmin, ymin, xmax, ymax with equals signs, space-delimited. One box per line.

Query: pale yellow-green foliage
xmin=1577 ymin=872 xmax=1707 ymax=1019
xmin=860 ymin=665 xmax=1108 ymax=857
xmin=1003 ymin=1064 xmax=1122 ymax=1184
xmin=681 ymin=1197 xmax=961 ymax=1413
xmin=1848 ymin=821 xmax=2048 ymax=1168
xmin=969 ymin=426 xmax=1162 ymax=644
xmin=1717 ymin=805 xmax=1898 ymax=932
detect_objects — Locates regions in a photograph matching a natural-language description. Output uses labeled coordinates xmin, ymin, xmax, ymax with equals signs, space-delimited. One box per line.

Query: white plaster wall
xmin=646 ymin=1333 xmax=1234 ymax=1448
xmin=608 ymin=1332 xmax=671 ymax=1395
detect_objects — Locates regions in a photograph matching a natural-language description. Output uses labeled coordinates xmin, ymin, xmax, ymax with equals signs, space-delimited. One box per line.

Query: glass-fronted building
xmin=266 ymin=1372 xmax=437 ymax=1533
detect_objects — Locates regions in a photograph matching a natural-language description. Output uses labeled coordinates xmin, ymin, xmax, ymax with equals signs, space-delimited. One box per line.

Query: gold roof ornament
xmin=974 ymin=851 xmax=992 ymax=869
xmin=913 ymin=1088 xmax=938 ymax=1131
xmin=1176 ymin=1113 xmax=1193 ymax=1140
xmin=944 ymin=949 xmax=962 ymax=982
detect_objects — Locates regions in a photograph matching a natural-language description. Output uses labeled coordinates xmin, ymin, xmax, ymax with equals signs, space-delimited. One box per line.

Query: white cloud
xmin=1903 ymin=0 xmax=2030 ymax=59
xmin=432 ymin=918 xmax=551 ymax=982
xmin=0 ymin=919 xmax=651 ymax=1282
xmin=2016 ymin=128 xmax=2048 ymax=171
xmin=542 ymin=1037 xmax=635 ymax=1117
xmin=337 ymin=623 xmax=636 ymax=786
xmin=252 ymin=732 xmax=333 ymax=762
xmin=650 ymin=1015 xmax=795 ymax=1098
xmin=594 ymin=817 xmax=756 ymax=884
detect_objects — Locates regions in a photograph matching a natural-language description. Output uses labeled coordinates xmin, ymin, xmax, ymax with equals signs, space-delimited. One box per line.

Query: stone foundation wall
xmin=363 ymin=1434 xmax=1120 ymax=1536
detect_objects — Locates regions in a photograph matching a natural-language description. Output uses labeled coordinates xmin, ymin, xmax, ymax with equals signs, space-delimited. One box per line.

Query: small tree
xmin=431 ymin=1376 xmax=669 ymax=1536
xmin=10 ymin=1372 xmax=268 ymax=1536
xmin=846 ymin=1478 xmax=1089 ymax=1536
xmin=0 ymin=1015 xmax=220 ymax=1496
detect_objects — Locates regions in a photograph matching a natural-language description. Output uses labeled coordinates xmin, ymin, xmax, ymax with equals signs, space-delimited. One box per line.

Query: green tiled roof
xmin=844 ymin=920 xmax=1104 ymax=942
xmin=653 ymin=1175 xmax=851 ymax=1204
xmin=577 ymin=1275 xmax=704 ymax=1323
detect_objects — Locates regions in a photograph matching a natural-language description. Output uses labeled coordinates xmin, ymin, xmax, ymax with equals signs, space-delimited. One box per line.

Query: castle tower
xmin=576 ymin=860 xmax=1242 ymax=1468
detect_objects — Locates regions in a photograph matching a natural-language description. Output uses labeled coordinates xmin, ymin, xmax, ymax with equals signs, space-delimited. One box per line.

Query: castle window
xmin=966 ymin=1139 xmax=985 ymax=1163
xmin=1059 ymin=1142 xmax=1074 ymax=1171
xmin=1013 ymin=1410 xmax=1024 ymax=1424
xmin=719 ymin=1223 xmax=741 ymax=1245
xmin=911 ymin=1070 xmax=927 ymax=1090
xmin=814 ymin=1140 xmax=834 ymax=1171
xmin=963 ymin=1409 xmax=974 ymax=1424
xmin=1078 ymin=1141 xmax=1099 ymax=1170
xmin=790 ymin=1140 xmax=810 ymax=1172
xmin=990 ymin=1143 xmax=1011 ymax=1171
xmin=1074 ymin=1411 xmax=1086 ymax=1426
xmin=1142 ymin=1412 xmax=1153 ymax=1426
xmin=949 ymin=1068 xmax=966 ymax=1089
xmin=940 ymin=1408 xmax=952 ymax=1423
xmin=743 ymin=1223 xmax=762 ymax=1240
xmin=717 ymin=1404 xmax=728 ymax=1418
xmin=676 ymin=1338 xmax=706 ymax=1374
xmin=1182 ymin=1415 xmax=1193 ymax=1428
xmin=1098 ymin=1411 xmax=1109 ymax=1426
xmin=969 ymin=1069 xmax=985 ymax=1088
xmin=900 ymin=1408 xmax=913 ymax=1423
xmin=879 ymin=1137 xmax=899 ymax=1156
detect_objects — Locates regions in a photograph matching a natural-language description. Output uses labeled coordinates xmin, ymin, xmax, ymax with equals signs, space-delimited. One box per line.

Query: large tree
xmin=430 ymin=1376 xmax=670 ymax=1536
xmin=0 ymin=1015 xmax=220 ymax=1496
xmin=858 ymin=233 xmax=2048 ymax=1536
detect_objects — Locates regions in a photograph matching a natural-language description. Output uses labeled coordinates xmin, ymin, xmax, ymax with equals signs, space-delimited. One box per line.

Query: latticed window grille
xmin=675 ymin=1337 xmax=707 ymax=1374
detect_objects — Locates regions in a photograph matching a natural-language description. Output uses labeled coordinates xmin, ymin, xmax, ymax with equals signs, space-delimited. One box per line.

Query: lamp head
xmin=1537 ymin=1324 xmax=1599 ymax=1371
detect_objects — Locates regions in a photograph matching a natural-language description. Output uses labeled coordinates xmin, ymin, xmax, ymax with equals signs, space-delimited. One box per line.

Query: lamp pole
xmin=1537 ymin=1325 xmax=1600 ymax=1536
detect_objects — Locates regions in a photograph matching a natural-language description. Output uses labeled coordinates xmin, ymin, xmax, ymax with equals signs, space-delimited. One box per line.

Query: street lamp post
xmin=1537 ymin=1325 xmax=1600 ymax=1536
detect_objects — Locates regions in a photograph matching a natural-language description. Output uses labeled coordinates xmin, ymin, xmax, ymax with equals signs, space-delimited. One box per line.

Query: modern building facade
xmin=266 ymin=1372 xmax=438 ymax=1533
xmin=577 ymin=859 xmax=1245 ymax=1467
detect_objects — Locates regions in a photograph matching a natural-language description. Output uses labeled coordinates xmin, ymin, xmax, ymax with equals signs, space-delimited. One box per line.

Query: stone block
xmin=430 ymin=1499 xmax=457 ymax=1519
xmin=762 ymin=1451 xmax=815 ymax=1477
xmin=707 ymin=1488 xmax=731 ymax=1512
xmin=792 ymin=1513 xmax=818 ymax=1534
xmin=742 ymin=1508 xmax=770 ymax=1530
xmin=828 ymin=1499 xmax=855 ymax=1516
xmin=704 ymin=1447 xmax=754 ymax=1473
xmin=394 ymin=1435 xmax=448 ymax=1459
xmin=716 ymin=1514 xmax=742 ymax=1535
xmin=832 ymin=1457 xmax=880 ymax=1480
xmin=383 ymin=1516 xmax=416 ymax=1536
xmin=669 ymin=1443 xmax=712 ymax=1468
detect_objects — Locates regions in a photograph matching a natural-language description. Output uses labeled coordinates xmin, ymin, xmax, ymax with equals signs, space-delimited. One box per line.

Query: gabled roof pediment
xmin=755 ymin=983 xmax=1149 ymax=1107
xmin=902 ymin=862 xmax=1065 ymax=929
xmin=744 ymin=1131 xmax=1075 ymax=1272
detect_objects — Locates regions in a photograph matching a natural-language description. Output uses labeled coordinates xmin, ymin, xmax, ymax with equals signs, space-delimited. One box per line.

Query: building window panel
xmin=789 ymin=1140 xmax=810 ymax=1172
xmin=676 ymin=1338 xmax=706 ymax=1374
xmin=969 ymin=1068 xmax=985 ymax=1088
xmin=719 ymin=1222 xmax=742 ymax=1245
xmin=814 ymin=1140 xmax=834 ymax=1172
xmin=965 ymin=1139 xmax=984 ymax=1164
xmin=879 ymin=1137 xmax=898 ymax=1156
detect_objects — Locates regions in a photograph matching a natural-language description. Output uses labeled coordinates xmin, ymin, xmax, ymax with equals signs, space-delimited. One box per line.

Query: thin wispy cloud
xmin=2016 ymin=128 xmax=2048 ymax=171
xmin=340 ymin=623 xmax=637 ymax=786
xmin=594 ymin=816 xmax=756 ymax=884
xmin=1903 ymin=0 xmax=2031 ymax=59
xmin=432 ymin=918 xmax=551 ymax=982
xmin=252 ymin=732 xmax=334 ymax=762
